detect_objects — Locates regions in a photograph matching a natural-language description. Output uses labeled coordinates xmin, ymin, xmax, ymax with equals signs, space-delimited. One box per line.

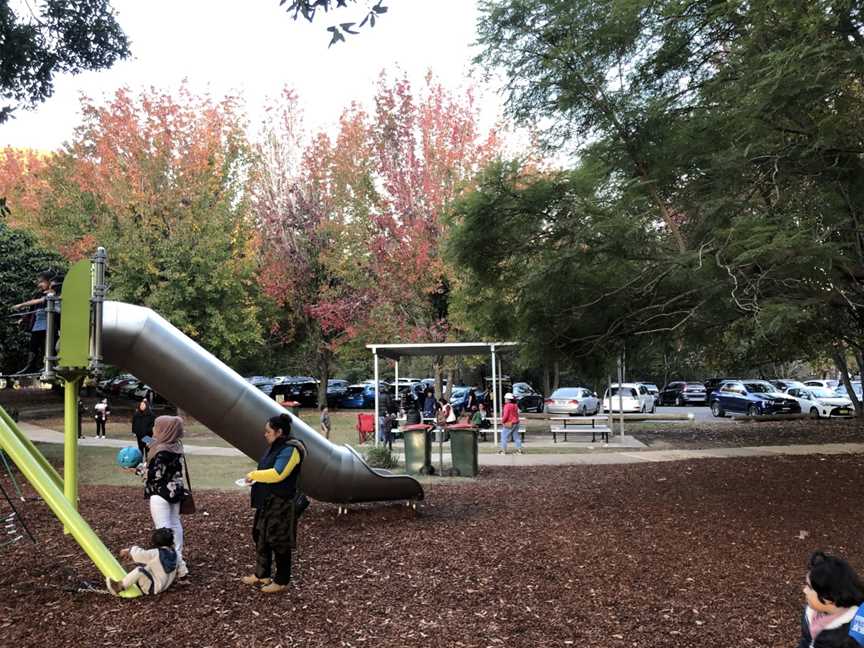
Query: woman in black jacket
xmin=241 ymin=413 xmax=306 ymax=594
xmin=797 ymin=551 xmax=864 ymax=648
xmin=131 ymin=400 xmax=156 ymax=456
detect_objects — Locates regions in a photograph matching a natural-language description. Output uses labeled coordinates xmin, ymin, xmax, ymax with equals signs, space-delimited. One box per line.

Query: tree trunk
xmin=832 ymin=348 xmax=862 ymax=417
xmin=543 ymin=365 xmax=551 ymax=397
xmin=553 ymin=361 xmax=561 ymax=392
xmin=433 ymin=357 xmax=444 ymax=400
xmin=445 ymin=367 xmax=454 ymax=398
xmin=316 ymin=348 xmax=330 ymax=411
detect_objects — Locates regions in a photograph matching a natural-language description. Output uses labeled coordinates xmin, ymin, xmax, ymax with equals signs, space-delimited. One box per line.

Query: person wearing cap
xmin=499 ymin=392 xmax=522 ymax=455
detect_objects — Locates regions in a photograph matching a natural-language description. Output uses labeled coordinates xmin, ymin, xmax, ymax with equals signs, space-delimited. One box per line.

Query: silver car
xmin=544 ymin=387 xmax=600 ymax=415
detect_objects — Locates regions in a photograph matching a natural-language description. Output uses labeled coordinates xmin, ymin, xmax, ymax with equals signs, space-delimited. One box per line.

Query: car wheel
xmin=810 ymin=407 xmax=820 ymax=419
xmin=711 ymin=401 xmax=725 ymax=417
xmin=747 ymin=405 xmax=760 ymax=418
xmin=675 ymin=395 xmax=684 ymax=406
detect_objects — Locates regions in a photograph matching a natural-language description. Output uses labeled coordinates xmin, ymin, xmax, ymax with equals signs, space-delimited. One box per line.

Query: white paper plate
xmin=234 ymin=478 xmax=253 ymax=487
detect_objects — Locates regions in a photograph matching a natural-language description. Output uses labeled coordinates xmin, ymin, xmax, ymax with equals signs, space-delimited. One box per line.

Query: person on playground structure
xmin=797 ymin=551 xmax=864 ymax=648
xmin=106 ymin=527 xmax=178 ymax=596
xmin=10 ymin=270 xmax=53 ymax=375
xmin=242 ymin=413 xmax=306 ymax=594
xmin=499 ymin=392 xmax=522 ymax=455
xmin=94 ymin=398 xmax=110 ymax=439
xmin=145 ymin=416 xmax=189 ymax=578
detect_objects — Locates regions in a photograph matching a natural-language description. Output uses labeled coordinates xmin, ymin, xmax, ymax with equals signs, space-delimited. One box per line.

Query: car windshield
xmin=608 ymin=387 xmax=637 ymax=398
xmin=551 ymin=388 xmax=581 ymax=397
xmin=809 ymin=387 xmax=837 ymax=398
xmin=685 ymin=383 xmax=703 ymax=389
xmin=451 ymin=388 xmax=469 ymax=397
xmin=743 ymin=382 xmax=775 ymax=393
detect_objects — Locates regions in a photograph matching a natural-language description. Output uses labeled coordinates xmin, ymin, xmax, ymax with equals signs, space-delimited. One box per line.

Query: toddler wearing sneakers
xmin=106 ymin=527 xmax=178 ymax=596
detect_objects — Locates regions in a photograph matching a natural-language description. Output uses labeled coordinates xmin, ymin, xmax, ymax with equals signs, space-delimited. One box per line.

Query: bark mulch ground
xmin=1 ymin=454 xmax=861 ymax=647
xmin=635 ymin=417 xmax=864 ymax=448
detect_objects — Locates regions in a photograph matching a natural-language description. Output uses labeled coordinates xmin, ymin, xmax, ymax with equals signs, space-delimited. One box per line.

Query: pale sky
xmin=0 ymin=0 xmax=507 ymax=151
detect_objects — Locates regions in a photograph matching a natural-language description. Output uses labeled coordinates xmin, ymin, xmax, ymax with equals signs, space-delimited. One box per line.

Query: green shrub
xmin=364 ymin=446 xmax=399 ymax=469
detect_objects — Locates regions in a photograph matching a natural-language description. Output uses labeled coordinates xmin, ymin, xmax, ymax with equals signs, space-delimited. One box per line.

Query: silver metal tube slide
xmin=101 ymin=301 xmax=423 ymax=504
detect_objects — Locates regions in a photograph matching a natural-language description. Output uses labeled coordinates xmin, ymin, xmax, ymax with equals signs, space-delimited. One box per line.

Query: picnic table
xmin=548 ymin=416 xmax=610 ymax=443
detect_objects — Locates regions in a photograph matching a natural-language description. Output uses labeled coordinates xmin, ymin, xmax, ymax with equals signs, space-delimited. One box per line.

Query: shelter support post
xmin=373 ymin=351 xmax=379 ymax=447
xmin=491 ymin=345 xmax=498 ymax=446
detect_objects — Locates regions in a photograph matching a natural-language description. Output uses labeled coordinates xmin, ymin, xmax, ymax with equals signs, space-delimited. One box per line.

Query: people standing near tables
xmin=499 ymin=392 xmax=522 ymax=455
xmin=471 ymin=402 xmax=491 ymax=429
xmin=132 ymin=399 xmax=156 ymax=456
xmin=465 ymin=386 xmax=479 ymax=413
xmin=94 ymin=398 xmax=110 ymax=439
xmin=422 ymin=389 xmax=438 ymax=422
xmin=377 ymin=388 xmax=394 ymax=444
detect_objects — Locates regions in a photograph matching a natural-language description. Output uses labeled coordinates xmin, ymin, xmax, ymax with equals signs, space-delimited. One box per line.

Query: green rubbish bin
xmin=282 ymin=400 xmax=301 ymax=417
xmin=447 ymin=424 xmax=479 ymax=477
xmin=401 ymin=424 xmax=434 ymax=475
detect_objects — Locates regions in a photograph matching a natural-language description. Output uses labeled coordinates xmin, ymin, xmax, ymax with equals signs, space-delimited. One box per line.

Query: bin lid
xmin=283 ymin=401 xmax=301 ymax=407
xmin=402 ymin=423 xmax=433 ymax=431
xmin=446 ymin=423 xmax=476 ymax=430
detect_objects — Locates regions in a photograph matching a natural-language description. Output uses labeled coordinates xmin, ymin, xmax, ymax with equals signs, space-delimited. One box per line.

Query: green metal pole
xmin=0 ymin=405 xmax=63 ymax=491
xmin=0 ymin=413 xmax=141 ymax=597
xmin=64 ymin=375 xmax=82 ymax=511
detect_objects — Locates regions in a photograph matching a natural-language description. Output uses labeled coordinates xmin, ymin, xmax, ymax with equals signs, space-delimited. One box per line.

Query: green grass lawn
xmin=34 ymin=442 xmax=257 ymax=490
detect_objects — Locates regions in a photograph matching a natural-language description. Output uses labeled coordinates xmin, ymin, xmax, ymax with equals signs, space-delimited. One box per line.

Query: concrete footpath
xmin=15 ymin=422 xmax=864 ymax=466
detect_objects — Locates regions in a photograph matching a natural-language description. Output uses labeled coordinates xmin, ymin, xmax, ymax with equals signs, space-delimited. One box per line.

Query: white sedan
xmin=603 ymin=383 xmax=656 ymax=413
xmin=786 ymin=387 xmax=854 ymax=418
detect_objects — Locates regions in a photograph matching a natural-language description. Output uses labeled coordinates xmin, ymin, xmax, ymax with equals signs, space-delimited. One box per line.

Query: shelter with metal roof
xmin=366 ymin=342 xmax=518 ymax=445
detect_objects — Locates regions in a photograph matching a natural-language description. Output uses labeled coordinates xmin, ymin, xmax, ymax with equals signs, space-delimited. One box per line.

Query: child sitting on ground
xmin=797 ymin=550 xmax=864 ymax=648
xmin=106 ymin=527 xmax=178 ymax=596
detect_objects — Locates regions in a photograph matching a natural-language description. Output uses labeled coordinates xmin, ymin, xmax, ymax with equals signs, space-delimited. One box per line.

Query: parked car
xmin=804 ymin=379 xmax=840 ymax=390
xmin=449 ymin=386 xmax=487 ymax=415
xmin=709 ymin=380 xmax=800 ymax=417
xmin=245 ymin=375 xmax=274 ymax=397
xmin=341 ymin=383 xmax=376 ymax=408
xmin=326 ymin=379 xmax=350 ymax=406
xmin=768 ymin=379 xmax=807 ymax=393
xmin=272 ymin=377 xmax=318 ymax=407
xmin=511 ymin=382 xmax=544 ymax=413
xmin=704 ymin=377 xmax=735 ymax=402
xmin=637 ymin=382 xmax=660 ymax=397
xmin=834 ymin=381 xmax=863 ymax=400
xmin=544 ymin=387 xmax=600 ymax=416
xmin=104 ymin=374 xmax=139 ymax=396
xmin=659 ymin=381 xmax=707 ymax=406
xmin=603 ymin=383 xmax=656 ymax=413
xmin=786 ymin=386 xmax=854 ymax=418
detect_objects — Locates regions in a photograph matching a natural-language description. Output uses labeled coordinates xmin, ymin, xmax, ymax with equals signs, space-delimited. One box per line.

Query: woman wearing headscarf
xmin=131 ymin=399 xmax=155 ymax=457
xmin=242 ymin=413 xmax=306 ymax=593
xmin=145 ymin=416 xmax=189 ymax=578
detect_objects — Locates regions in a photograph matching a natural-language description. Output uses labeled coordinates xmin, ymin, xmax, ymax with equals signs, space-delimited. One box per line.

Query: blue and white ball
xmin=117 ymin=446 xmax=143 ymax=469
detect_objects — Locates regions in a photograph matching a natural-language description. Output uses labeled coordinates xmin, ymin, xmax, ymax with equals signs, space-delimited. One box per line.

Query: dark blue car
xmin=341 ymin=383 xmax=375 ymax=409
xmin=709 ymin=380 xmax=801 ymax=417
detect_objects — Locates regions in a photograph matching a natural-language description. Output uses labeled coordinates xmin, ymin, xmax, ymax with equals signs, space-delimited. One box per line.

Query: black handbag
xmin=179 ymin=455 xmax=196 ymax=515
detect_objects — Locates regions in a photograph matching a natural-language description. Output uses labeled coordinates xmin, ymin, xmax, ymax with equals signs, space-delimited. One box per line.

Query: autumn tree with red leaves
xmin=16 ymin=86 xmax=264 ymax=364
xmin=255 ymin=76 xmax=499 ymax=396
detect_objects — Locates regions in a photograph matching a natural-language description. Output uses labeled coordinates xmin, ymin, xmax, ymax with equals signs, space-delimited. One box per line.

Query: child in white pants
xmin=107 ymin=528 xmax=178 ymax=596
